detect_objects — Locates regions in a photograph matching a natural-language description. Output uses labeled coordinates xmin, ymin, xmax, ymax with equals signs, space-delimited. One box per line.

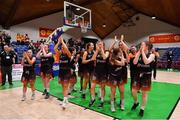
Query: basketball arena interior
xmin=0 ymin=0 xmax=180 ymax=120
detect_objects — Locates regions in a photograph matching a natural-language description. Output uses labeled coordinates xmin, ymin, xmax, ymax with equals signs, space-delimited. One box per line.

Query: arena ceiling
xmin=0 ymin=0 xmax=180 ymax=39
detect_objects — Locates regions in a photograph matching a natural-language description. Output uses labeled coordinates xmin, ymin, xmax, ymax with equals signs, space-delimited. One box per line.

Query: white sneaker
xmin=65 ymin=99 xmax=69 ymax=104
xmin=21 ymin=95 xmax=26 ymax=101
xmin=120 ymin=104 xmax=125 ymax=111
xmin=111 ymin=104 xmax=116 ymax=112
xmin=68 ymin=95 xmax=75 ymax=99
xmin=31 ymin=93 xmax=35 ymax=100
xmin=62 ymin=101 xmax=67 ymax=110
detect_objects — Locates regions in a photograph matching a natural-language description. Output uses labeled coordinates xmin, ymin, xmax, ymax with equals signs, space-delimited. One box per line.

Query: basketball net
xmin=80 ymin=20 xmax=88 ymax=33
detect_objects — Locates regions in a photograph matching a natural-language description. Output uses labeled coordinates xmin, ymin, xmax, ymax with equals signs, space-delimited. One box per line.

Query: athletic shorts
xmin=92 ymin=73 xmax=107 ymax=84
xmin=107 ymin=75 xmax=118 ymax=86
xmin=70 ymin=71 xmax=77 ymax=84
xmin=21 ymin=70 xmax=36 ymax=83
xmin=58 ymin=68 xmax=72 ymax=84
xmin=120 ymin=66 xmax=128 ymax=84
xmin=40 ymin=66 xmax=53 ymax=79
xmin=132 ymin=72 xmax=152 ymax=91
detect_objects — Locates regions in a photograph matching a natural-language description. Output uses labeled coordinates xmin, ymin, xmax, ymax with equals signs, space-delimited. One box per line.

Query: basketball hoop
xmin=64 ymin=1 xmax=92 ymax=32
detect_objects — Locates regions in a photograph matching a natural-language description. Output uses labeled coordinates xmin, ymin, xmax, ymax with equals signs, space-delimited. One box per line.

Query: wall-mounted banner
xmin=39 ymin=27 xmax=54 ymax=38
xmin=149 ymin=34 xmax=180 ymax=43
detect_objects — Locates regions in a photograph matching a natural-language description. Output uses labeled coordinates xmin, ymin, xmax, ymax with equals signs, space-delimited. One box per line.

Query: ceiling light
xmin=102 ymin=24 xmax=106 ymax=28
xmin=152 ymin=16 xmax=156 ymax=19
xmin=76 ymin=8 xmax=80 ymax=11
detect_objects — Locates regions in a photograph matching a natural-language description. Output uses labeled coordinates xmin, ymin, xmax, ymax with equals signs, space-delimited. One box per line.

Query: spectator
xmin=0 ymin=45 xmax=15 ymax=86
xmin=43 ymin=39 xmax=47 ymax=43
xmin=40 ymin=39 xmax=43 ymax=44
xmin=10 ymin=46 xmax=18 ymax=64
xmin=24 ymin=34 xmax=30 ymax=43
xmin=20 ymin=34 xmax=25 ymax=44
xmin=1 ymin=31 xmax=11 ymax=46
xmin=167 ymin=51 xmax=173 ymax=71
xmin=28 ymin=41 xmax=36 ymax=53
xmin=16 ymin=33 xmax=21 ymax=43
xmin=152 ymin=48 xmax=160 ymax=80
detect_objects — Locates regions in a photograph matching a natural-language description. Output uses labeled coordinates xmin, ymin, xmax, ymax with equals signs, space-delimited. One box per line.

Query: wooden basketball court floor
xmin=0 ymin=70 xmax=179 ymax=120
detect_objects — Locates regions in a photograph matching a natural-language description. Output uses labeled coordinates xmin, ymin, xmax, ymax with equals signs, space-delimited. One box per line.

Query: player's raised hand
xmin=120 ymin=34 xmax=124 ymax=42
xmin=114 ymin=35 xmax=118 ymax=42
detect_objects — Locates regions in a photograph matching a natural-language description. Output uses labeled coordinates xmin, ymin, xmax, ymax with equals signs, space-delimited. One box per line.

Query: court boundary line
xmin=167 ymin=97 xmax=180 ymax=119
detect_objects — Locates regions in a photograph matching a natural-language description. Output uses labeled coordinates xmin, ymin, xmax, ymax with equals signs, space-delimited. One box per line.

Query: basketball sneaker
xmin=131 ymin=102 xmax=139 ymax=110
xmin=31 ymin=93 xmax=35 ymax=100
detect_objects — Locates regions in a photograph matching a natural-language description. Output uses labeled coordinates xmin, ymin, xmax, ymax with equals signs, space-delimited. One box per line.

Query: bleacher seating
xmin=14 ymin=44 xmax=28 ymax=63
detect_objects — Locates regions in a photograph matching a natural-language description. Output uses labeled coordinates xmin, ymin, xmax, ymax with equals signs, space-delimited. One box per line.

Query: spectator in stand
xmin=20 ymin=34 xmax=25 ymax=44
xmin=43 ymin=39 xmax=47 ymax=44
xmin=10 ymin=46 xmax=18 ymax=64
xmin=16 ymin=33 xmax=21 ymax=43
xmin=0 ymin=33 xmax=4 ymax=51
xmin=28 ymin=41 xmax=36 ymax=53
xmin=3 ymin=32 xmax=11 ymax=46
xmin=167 ymin=51 xmax=173 ymax=71
xmin=40 ymin=39 xmax=44 ymax=44
xmin=1 ymin=31 xmax=11 ymax=46
xmin=152 ymin=48 xmax=160 ymax=80
xmin=24 ymin=34 xmax=30 ymax=43
xmin=0 ymin=45 xmax=15 ymax=86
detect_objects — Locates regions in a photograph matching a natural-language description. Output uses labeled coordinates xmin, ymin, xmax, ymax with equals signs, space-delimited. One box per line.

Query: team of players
xmin=20 ymin=35 xmax=155 ymax=117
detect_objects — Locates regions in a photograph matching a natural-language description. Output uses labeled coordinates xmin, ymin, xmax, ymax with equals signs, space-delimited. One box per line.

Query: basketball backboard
xmin=64 ymin=1 xmax=92 ymax=31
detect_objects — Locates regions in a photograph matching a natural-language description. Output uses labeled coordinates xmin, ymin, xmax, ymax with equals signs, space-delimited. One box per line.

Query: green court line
xmin=157 ymin=69 xmax=180 ymax=72
xmin=34 ymin=76 xmax=180 ymax=120
xmin=0 ymin=81 xmax=22 ymax=90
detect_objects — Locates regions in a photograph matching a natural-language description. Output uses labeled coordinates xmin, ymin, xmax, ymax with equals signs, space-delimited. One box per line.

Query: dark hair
xmin=144 ymin=41 xmax=153 ymax=51
xmin=109 ymin=48 xmax=120 ymax=64
xmin=112 ymin=48 xmax=119 ymax=56
xmin=111 ymin=48 xmax=119 ymax=60
xmin=27 ymin=49 xmax=33 ymax=53
xmin=69 ymin=47 xmax=75 ymax=53
xmin=86 ymin=42 xmax=93 ymax=50
xmin=118 ymin=42 xmax=123 ymax=46
xmin=27 ymin=48 xmax=33 ymax=51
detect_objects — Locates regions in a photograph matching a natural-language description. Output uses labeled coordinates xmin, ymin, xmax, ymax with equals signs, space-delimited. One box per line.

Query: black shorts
xmin=130 ymin=71 xmax=137 ymax=87
xmin=41 ymin=66 xmax=53 ymax=78
xmin=78 ymin=65 xmax=84 ymax=73
xmin=92 ymin=73 xmax=107 ymax=84
xmin=132 ymin=72 xmax=152 ymax=91
xmin=83 ymin=64 xmax=94 ymax=74
xmin=21 ymin=70 xmax=36 ymax=82
xmin=121 ymin=66 xmax=128 ymax=84
xmin=78 ymin=68 xmax=83 ymax=77
xmin=70 ymin=71 xmax=77 ymax=83
xmin=70 ymin=71 xmax=76 ymax=78
xmin=59 ymin=68 xmax=72 ymax=83
xmin=107 ymin=75 xmax=118 ymax=86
